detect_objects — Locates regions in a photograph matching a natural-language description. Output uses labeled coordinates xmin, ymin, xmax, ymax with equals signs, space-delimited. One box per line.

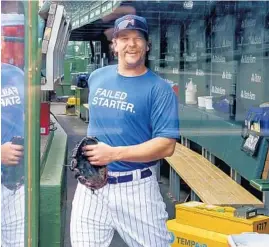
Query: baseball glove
xmin=70 ymin=136 xmax=108 ymax=191
xmin=1 ymin=136 xmax=24 ymax=192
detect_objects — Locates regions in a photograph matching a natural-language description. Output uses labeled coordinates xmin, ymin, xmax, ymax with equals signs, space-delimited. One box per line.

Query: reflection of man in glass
xmin=1 ymin=2 xmax=25 ymax=246
xmin=1 ymin=0 xmax=25 ymax=69
xmin=1 ymin=63 xmax=25 ymax=247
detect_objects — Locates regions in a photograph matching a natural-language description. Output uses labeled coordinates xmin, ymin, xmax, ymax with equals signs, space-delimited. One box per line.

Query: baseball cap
xmin=113 ymin=14 xmax=149 ymax=40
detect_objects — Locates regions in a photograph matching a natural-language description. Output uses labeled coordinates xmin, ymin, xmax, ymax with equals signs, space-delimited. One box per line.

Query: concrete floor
xmin=51 ymin=103 xmax=181 ymax=247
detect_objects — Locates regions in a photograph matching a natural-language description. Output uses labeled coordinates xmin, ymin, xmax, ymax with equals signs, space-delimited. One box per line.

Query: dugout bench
xmin=166 ymin=104 xmax=269 ymax=214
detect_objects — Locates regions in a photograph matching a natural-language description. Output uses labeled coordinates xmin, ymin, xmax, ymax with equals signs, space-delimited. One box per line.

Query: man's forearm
xmin=114 ymin=137 xmax=176 ymax=163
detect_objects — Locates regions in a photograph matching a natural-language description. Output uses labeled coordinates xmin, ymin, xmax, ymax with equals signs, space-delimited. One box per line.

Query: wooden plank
xmin=165 ymin=143 xmax=264 ymax=207
xmin=262 ymin=149 xmax=269 ymax=179
xmin=263 ymin=160 xmax=269 ymax=179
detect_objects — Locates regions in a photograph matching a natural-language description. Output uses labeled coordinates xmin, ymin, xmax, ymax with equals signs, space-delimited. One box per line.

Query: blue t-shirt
xmin=87 ymin=65 xmax=179 ymax=171
xmin=1 ymin=63 xmax=24 ymax=146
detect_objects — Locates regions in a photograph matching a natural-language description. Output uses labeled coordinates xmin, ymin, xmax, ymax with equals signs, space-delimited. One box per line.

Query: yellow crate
xmin=67 ymin=96 xmax=76 ymax=106
xmin=167 ymin=219 xmax=228 ymax=247
xmin=175 ymin=202 xmax=269 ymax=235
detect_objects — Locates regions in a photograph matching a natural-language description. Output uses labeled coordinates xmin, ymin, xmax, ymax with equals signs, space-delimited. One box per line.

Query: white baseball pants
xmin=1 ymin=185 xmax=25 ymax=247
xmin=70 ymin=167 xmax=171 ymax=247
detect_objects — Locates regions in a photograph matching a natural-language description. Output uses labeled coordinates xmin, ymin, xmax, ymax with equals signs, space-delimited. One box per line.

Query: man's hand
xmin=82 ymin=142 xmax=116 ymax=166
xmin=1 ymin=142 xmax=24 ymax=165
xmin=81 ymin=137 xmax=176 ymax=166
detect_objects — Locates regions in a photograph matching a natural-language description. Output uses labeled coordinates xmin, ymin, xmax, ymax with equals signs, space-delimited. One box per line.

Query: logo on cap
xmin=124 ymin=15 xmax=135 ymax=23
xmin=118 ymin=18 xmax=135 ymax=30
xmin=114 ymin=15 xmax=148 ymax=38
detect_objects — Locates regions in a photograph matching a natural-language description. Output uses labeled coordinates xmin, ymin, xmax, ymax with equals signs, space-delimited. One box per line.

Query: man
xmin=1 ymin=3 xmax=25 ymax=245
xmin=1 ymin=63 xmax=25 ymax=247
xmin=70 ymin=14 xmax=179 ymax=247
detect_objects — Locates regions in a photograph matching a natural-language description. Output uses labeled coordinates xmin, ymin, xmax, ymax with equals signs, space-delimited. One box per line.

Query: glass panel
xmin=55 ymin=1 xmax=269 ymax=246
xmin=1 ymin=1 xmax=25 ymax=246
xmin=95 ymin=0 xmax=269 ymax=122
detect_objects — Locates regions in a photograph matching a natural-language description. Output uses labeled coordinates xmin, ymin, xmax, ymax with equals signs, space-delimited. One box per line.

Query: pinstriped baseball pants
xmin=1 ymin=185 xmax=24 ymax=247
xmin=70 ymin=167 xmax=171 ymax=247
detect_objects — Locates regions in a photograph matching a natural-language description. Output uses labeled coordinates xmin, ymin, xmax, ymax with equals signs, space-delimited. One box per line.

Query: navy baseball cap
xmin=113 ymin=14 xmax=149 ymax=40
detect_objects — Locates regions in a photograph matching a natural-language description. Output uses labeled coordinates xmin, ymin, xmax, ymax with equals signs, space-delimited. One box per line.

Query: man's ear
xmin=112 ymin=38 xmax=118 ymax=53
xmin=146 ymin=41 xmax=151 ymax=52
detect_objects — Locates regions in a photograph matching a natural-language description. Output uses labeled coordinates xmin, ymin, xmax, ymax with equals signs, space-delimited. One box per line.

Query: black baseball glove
xmin=70 ymin=136 xmax=108 ymax=191
xmin=1 ymin=136 xmax=24 ymax=192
